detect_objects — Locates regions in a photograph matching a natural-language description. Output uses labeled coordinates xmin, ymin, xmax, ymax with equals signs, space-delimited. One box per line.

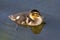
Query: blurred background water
xmin=0 ymin=0 xmax=60 ymax=40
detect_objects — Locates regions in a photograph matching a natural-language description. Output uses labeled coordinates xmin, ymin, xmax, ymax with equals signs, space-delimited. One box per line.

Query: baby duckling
xmin=8 ymin=9 xmax=44 ymax=26
xmin=26 ymin=9 xmax=43 ymax=26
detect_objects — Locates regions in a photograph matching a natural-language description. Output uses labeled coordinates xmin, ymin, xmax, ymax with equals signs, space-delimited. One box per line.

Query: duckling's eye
xmin=32 ymin=13 xmax=34 ymax=16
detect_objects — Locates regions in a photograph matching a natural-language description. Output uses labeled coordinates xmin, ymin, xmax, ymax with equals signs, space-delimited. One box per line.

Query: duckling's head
xmin=29 ymin=9 xmax=41 ymax=20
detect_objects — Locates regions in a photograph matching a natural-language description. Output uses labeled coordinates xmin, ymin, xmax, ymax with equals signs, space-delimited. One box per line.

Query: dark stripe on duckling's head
xmin=30 ymin=9 xmax=41 ymax=16
xmin=30 ymin=9 xmax=39 ymax=13
xmin=31 ymin=9 xmax=41 ymax=17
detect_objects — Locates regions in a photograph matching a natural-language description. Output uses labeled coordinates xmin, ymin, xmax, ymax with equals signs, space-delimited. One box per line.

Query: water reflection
xmin=31 ymin=22 xmax=45 ymax=34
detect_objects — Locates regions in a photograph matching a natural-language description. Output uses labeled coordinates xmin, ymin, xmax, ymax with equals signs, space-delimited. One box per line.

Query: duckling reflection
xmin=8 ymin=9 xmax=45 ymax=34
xmin=31 ymin=22 xmax=45 ymax=34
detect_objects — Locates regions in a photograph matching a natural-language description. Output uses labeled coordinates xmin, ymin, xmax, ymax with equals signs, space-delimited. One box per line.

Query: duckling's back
xmin=9 ymin=11 xmax=29 ymax=25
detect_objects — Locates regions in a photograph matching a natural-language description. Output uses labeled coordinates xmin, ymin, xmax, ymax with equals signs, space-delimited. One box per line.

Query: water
xmin=0 ymin=0 xmax=60 ymax=40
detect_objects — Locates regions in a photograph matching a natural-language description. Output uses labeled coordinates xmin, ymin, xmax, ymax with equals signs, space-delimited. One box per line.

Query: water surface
xmin=0 ymin=0 xmax=60 ymax=40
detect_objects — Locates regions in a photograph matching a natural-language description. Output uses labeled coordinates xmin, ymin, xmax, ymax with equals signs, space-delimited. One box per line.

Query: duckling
xmin=26 ymin=9 xmax=43 ymax=26
xmin=8 ymin=9 xmax=44 ymax=26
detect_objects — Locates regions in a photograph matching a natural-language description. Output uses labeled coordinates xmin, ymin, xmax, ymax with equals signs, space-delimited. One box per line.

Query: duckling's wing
xmin=13 ymin=12 xmax=29 ymax=24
